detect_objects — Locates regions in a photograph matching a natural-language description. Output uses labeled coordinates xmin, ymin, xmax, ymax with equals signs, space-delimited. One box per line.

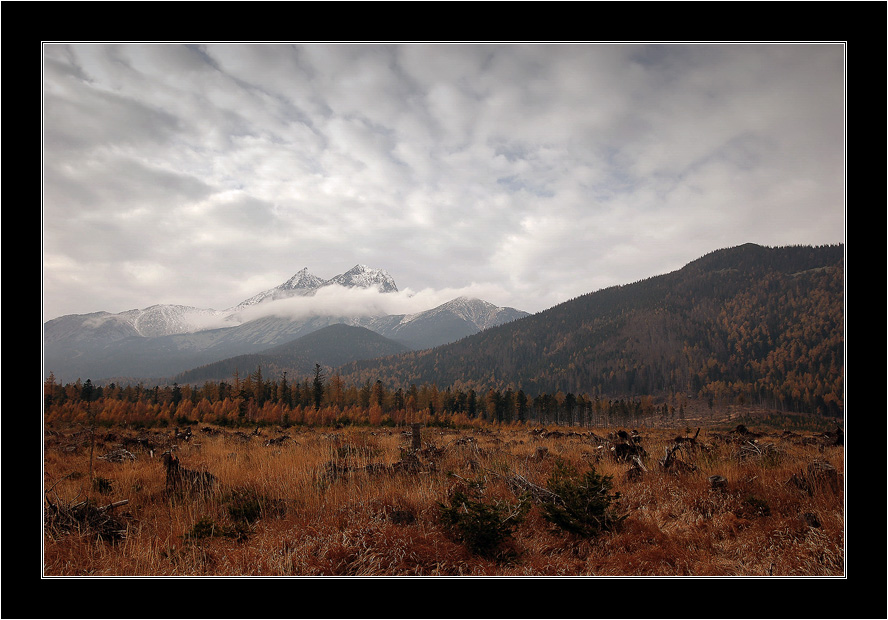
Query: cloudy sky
xmin=42 ymin=43 xmax=845 ymax=323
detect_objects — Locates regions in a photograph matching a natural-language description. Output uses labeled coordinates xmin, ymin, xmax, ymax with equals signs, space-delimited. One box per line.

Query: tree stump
xmin=411 ymin=423 xmax=422 ymax=452
xmin=807 ymin=460 xmax=839 ymax=494
xmin=708 ymin=475 xmax=728 ymax=490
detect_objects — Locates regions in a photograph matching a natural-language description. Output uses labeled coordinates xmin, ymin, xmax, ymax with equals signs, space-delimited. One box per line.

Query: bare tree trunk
xmin=411 ymin=423 xmax=422 ymax=451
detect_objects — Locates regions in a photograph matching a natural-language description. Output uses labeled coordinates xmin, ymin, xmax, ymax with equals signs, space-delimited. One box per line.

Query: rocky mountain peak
xmin=326 ymin=264 xmax=398 ymax=293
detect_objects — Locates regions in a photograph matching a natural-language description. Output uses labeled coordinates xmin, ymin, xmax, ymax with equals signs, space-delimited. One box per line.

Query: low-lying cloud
xmin=231 ymin=282 xmax=515 ymax=324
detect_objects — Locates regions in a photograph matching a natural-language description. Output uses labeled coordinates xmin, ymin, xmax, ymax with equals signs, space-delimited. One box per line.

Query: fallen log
xmin=100 ymin=499 xmax=130 ymax=511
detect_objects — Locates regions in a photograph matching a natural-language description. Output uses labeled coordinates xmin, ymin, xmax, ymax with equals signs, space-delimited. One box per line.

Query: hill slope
xmin=173 ymin=324 xmax=411 ymax=384
xmin=336 ymin=244 xmax=844 ymax=415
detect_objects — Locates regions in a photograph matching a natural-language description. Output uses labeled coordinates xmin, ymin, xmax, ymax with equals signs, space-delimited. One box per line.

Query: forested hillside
xmin=336 ymin=244 xmax=844 ymax=415
xmin=171 ymin=324 xmax=410 ymax=385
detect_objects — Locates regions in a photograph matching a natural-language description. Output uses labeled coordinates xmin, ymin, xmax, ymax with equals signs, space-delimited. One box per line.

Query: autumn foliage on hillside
xmin=337 ymin=244 xmax=843 ymax=416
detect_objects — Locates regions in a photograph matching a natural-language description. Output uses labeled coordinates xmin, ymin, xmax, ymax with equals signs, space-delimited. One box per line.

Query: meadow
xmin=43 ymin=420 xmax=844 ymax=577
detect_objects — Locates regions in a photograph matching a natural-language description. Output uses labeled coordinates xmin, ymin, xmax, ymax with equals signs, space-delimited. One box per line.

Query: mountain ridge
xmin=43 ymin=265 xmax=529 ymax=383
xmin=231 ymin=264 xmax=398 ymax=311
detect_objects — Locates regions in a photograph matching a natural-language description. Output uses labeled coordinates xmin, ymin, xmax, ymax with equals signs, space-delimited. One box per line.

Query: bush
xmin=223 ymin=488 xmax=288 ymax=524
xmin=226 ymin=493 xmax=263 ymax=524
xmin=740 ymin=494 xmax=771 ymax=517
xmin=185 ymin=516 xmax=246 ymax=541
xmin=541 ymin=460 xmax=626 ymax=538
xmin=438 ymin=479 xmax=529 ymax=560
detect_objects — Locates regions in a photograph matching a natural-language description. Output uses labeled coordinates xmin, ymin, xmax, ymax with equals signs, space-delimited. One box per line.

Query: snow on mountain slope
xmin=128 ymin=304 xmax=233 ymax=337
xmin=43 ymin=266 xmax=530 ymax=382
xmin=46 ymin=265 xmax=398 ymax=342
xmin=230 ymin=268 xmax=326 ymax=310
xmin=44 ymin=305 xmax=231 ymax=344
xmin=231 ymin=265 xmax=398 ymax=311
xmin=413 ymin=296 xmax=523 ymax=330
xmin=377 ymin=296 xmax=529 ymax=350
xmin=325 ymin=264 xmax=398 ymax=293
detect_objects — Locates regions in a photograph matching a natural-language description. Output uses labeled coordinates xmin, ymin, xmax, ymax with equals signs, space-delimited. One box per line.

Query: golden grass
xmin=43 ymin=423 xmax=844 ymax=577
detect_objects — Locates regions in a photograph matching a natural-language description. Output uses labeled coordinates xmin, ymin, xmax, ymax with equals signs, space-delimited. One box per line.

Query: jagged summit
xmin=232 ymin=264 xmax=398 ymax=311
xmin=280 ymin=268 xmax=325 ymax=291
xmin=232 ymin=268 xmax=324 ymax=310
xmin=326 ymin=264 xmax=398 ymax=293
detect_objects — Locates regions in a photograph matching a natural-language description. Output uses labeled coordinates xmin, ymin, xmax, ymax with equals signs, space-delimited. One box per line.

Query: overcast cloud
xmin=42 ymin=43 xmax=845 ymax=322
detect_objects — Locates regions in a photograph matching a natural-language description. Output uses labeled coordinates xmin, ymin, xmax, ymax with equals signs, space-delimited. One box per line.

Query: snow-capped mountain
xmin=231 ymin=264 xmax=398 ymax=311
xmin=401 ymin=296 xmax=523 ymax=332
xmin=232 ymin=268 xmax=326 ymax=309
xmin=43 ymin=304 xmax=233 ymax=344
xmin=43 ymin=266 xmax=529 ymax=383
xmin=371 ymin=297 xmax=529 ymax=350
xmin=324 ymin=264 xmax=398 ymax=294
xmin=45 ymin=264 xmax=399 ymax=353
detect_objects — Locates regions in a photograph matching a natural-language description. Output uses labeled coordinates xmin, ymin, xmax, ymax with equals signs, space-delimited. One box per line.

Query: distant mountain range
xmin=43 ymin=245 xmax=845 ymax=416
xmin=42 ymin=265 xmax=529 ymax=383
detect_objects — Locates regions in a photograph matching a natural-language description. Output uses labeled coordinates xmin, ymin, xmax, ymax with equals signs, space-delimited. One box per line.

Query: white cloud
xmin=231 ymin=282 xmax=515 ymax=325
xmin=43 ymin=43 xmax=846 ymax=321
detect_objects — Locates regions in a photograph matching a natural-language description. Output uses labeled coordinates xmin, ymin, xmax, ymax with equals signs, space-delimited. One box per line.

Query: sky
xmin=42 ymin=43 xmax=845 ymax=323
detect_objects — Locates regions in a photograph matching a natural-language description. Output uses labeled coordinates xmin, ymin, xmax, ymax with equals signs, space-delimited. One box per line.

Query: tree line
xmin=44 ymin=365 xmax=721 ymax=430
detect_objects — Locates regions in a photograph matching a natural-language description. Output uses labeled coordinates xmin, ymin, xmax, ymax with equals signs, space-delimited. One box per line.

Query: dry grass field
xmin=43 ymin=421 xmax=844 ymax=577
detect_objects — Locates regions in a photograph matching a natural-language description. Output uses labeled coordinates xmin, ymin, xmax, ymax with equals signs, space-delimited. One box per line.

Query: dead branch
xmin=99 ymin=448 xmax=137 ymax=463
xmin=100 ymin=499 xmax=130 ymax=511
xmin=44 ymin=496 xmax=130 ymax=542
xmin=44 ymin=471 xmax=76 ymax=501
xmin=736 ymin=440 xmax=781 ymax=462
xmin=489 ymin=470 xmax=562 ymax=505
xmin=626 ymin=454 xmax=648 ymax=482
xmin=632 ymin=454 xmax=648 ymax=471
xmin=660 ymin=443 xmax=697 ymax=474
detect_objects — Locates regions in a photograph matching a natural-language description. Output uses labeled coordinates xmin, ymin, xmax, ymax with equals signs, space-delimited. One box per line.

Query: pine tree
xmin=312 ymin=364 xmax=325 ymax=410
